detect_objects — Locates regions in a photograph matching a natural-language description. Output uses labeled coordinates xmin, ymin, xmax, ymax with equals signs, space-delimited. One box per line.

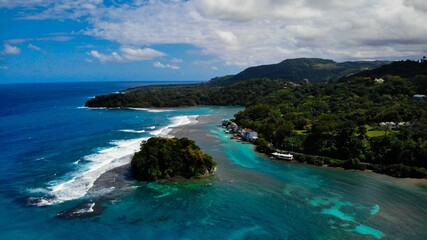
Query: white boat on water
xmin=271 ymin=152 xmax=294 ymax=161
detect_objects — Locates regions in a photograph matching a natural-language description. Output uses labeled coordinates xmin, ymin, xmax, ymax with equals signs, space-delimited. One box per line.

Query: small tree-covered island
xmin=131 ymin=137 xmax=217 ymax=181
xmin=88 ymin=58 xmax=427 ymax=179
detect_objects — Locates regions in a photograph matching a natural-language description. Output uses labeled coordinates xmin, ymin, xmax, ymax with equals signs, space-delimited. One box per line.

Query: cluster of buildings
xmin=374 ymin=78 xmax=385 ymax=84
xmin=221 ymin=119 xmax=294 ymax=161
xmin=379 ymin=121 xmax=411 ymax=130
xmin=221 ymin=119 xmax=258 ymax=142
xmin=413 ymin=94 xmax=426 ymax=100
xmin=374 ymin=77 xmax=426 ymax=101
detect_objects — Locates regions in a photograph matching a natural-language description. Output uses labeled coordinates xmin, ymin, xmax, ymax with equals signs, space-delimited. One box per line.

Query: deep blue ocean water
xmin=1 ymin=82 xmax=426 ymax=240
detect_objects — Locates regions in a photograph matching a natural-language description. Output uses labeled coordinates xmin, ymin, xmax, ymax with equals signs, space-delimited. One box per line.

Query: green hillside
xmin=212 ymin=58 xmax=388 ymax=84
xmin=235 ymin=60 xmax=427 ymax=178
xmin=86 ymin=58 xmax=388 ymax=108
xmin=85 ymin=58 xmax=427 ymax=178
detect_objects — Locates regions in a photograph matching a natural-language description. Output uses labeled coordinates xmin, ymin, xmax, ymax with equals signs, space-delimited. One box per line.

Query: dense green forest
xmin=219 ymin=58 xmax=388 ymax=84
xmin=131 ymin=137 xmax=216 ymax=181
xmin=86 ymin=79 xmax=288 ymax=108
xmin=86 ymin=58 xmax=386 ymax=108
xmin=89 ymin=58 xmax=427 ymax=178
xmin=235 ymin=60 xmax=427 ymax=178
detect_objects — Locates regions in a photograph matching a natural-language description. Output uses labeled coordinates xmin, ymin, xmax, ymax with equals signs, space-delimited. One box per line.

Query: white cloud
xmin=120 ymin=47 xmax=165 ymax=61
xmin=153 ymin=61 xmax=180 ymax=70
xmin=193 ymin=59 xmax=221 ymax=71
xmin=76 ymin=44 xmax=96 ymax=49
xmin=196 ymin=0 xmax=322 ymax=21
xmin=216 ymin=30 xmax=239 ymax=49
xmin=0 ymin=0 xmax=53 ymax=9
xmin=84 ymin=0 xmax=427 ymax=65
xmin=2 ymin=44 xmax=21 ymax=55
xmin=89 ymin=50 xmax=123 ymax=63
xmin=27 ymin=44 xmax=41 ymax=51
xmin=3 ymin=0 xmax=427 ymax=66
xmin=38 ymin=36 xmax=72 ymax=42
xmin=8 ymin=0 xmax=103 ymax=20
xmin=171 ymin=58 xmax=183 ymax=63
xmin=6 ymin=35 xmax=72 ymax=45
xmin=404 ymin=0 xmax=427 ymax=12
xmin=89 ymin=47 xmax=165 ymax=63
xmin=27 ymin=43 xmax=47 ymax=53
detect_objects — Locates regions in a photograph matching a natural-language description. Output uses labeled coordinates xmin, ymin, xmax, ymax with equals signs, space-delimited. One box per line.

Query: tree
xmin=131 ymin=137 xmax=216 ymax=181
xmin=254 ymin=137 xmax=273 ymax=154
xmin=273 ymin=122 xmax=295 ymax=148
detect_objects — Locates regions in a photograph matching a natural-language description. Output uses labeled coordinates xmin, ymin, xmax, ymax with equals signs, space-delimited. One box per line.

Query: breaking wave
xmin=28 ymin=114 xmax=198 ymax=206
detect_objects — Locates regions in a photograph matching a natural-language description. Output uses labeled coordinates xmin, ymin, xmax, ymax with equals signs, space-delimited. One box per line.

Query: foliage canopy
xmin=131 ymin=137 xmax=217 ymax=181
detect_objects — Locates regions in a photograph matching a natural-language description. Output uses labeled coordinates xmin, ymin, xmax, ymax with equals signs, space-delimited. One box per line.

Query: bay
xmin=0 ymin=82 xmax=426 ymax=240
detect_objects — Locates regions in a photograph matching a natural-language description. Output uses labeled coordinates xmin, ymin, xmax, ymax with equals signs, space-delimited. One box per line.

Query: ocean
xmin=1 ymin=82 xmax=426 ymax=240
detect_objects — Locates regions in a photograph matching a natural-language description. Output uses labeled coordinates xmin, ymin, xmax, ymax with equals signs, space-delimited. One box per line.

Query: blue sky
xmin=1 ymin=0 xmax=426 ymax=83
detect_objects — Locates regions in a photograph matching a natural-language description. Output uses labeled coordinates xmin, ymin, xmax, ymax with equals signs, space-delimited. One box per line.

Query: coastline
xmin=61 ymin=107 xmax=426 ymax=218
xmin=6 ymin=83 xmax=427 ymax=239
xmin=58 ymin=111 xmax=228 ymax=217
xmin=170 ymin=112 xmax=426 ymax=184
xmin=91 ymin=110 xmax=427 ymax=202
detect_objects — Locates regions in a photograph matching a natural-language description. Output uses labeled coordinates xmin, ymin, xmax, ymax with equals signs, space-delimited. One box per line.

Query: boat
xmin=271 ymin=152 xmax=294 ymax=161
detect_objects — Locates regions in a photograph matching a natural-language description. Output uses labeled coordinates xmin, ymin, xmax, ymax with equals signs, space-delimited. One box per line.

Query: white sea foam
xmin=27 ymin=188 xmax=49 ymax=194
xmin=87 ymin=187 xmax=116 ymax=198
xmin=74 ymin=203 xmax=96 ymax=214
xmin=77 ymin=106 xmax=88 ymax=109
xmin=39 ymin=137 xmax=148 ymax=205
xmin=147 ymin=126 xmax=156 ymax=129
xmin=150 ymin=115 xmax=198 ymax=136
xmin=31 ymin=114 xmax=199 ymax=205
xmin=127 ymin=107 xmax=175 ymax=113
xmin=29 ymin=197 xmax=62 ymax=206
xmin=150 ymin=127 xmax=170 ymax=136
xmin=118 ymin=129 xmax=146 ymax=133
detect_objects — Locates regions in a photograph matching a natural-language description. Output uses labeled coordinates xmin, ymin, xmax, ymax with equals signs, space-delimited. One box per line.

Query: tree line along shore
xmin=87 ymin=58 xmax=427 ymax=179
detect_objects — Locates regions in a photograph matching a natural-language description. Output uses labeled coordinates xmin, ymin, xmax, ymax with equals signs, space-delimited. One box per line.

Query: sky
xmin=1 ymin=0 xmax=426 ymax=83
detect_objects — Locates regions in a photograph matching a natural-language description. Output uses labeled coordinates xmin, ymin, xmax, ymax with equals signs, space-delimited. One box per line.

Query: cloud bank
xmin=88 ymin=47 xmax=166 ymax=63
xmin=153 ymin=61 xmax=180 ymax=70
xmin=2 ymin=0 xmax=427 ymax=66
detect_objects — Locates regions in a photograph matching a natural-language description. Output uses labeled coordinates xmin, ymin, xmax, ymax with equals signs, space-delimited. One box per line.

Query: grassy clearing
xmin=367 ymin=130 xmax=387 ymax=137
xmin=295 ymin=130 xmax=308 ymax=135
xmin=365 ymin=125 xmax=396 ymax=138
xmin=292 ymin=125 xmax=396 ymax=137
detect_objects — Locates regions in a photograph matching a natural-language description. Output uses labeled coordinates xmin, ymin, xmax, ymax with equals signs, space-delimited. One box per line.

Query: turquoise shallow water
xmin=203 ymin=125 xmax=427 ymax=239
xmin=1 ymin=83 xmax=426 ymax=240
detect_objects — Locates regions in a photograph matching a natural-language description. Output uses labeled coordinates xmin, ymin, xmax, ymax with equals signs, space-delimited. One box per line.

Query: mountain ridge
xmin=209 ymin=58 xmax=389 ymax=85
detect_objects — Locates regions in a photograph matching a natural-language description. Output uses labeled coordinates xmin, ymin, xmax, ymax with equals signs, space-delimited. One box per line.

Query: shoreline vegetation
xmin=86 ymin=58 xmax=427 ymax=179
xmin=221 ymin=119 xmax=427 ymax=178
